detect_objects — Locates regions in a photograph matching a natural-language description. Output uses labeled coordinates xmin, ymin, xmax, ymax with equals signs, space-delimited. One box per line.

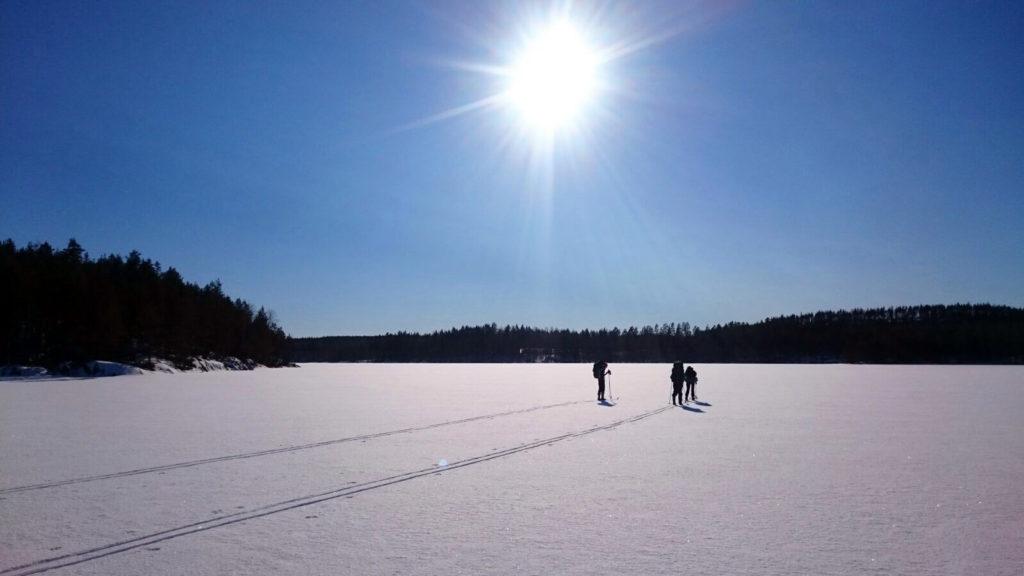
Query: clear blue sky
xmin=2 ymin=1 xmax=1022 ymax=336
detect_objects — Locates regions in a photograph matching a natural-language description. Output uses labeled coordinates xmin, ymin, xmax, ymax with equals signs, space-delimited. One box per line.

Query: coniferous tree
xmin=0 ymin=239 xmax=289 ymax=368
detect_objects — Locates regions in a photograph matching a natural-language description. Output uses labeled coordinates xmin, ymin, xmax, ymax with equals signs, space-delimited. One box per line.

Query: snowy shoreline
xmin=0 ymin=356 xmax=288 ymax=379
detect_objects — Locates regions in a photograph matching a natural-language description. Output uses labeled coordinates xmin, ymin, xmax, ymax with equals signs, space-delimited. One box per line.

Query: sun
xmin=506 ymin=20 xmax=601 ymax=134
xmin=394 ymin=10 xmax=634 ymax=150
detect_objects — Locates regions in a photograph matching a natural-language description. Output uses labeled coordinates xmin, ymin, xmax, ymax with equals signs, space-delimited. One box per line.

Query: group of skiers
xmin=591 ymin=361 xmax=699 ymax=405
xmin=670 ymin=361 xmax=698 ymax=405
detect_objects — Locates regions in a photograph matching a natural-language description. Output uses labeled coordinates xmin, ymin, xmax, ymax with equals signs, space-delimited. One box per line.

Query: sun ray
xmin=388 ymin=93 xmax=507 ymax=134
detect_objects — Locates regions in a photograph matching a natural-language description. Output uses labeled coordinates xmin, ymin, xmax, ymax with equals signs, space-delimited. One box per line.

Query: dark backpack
xmin=592 ymin=362 xmax=606 ymax=378
xmin=671 ymin=362 xmax=684 ymax=384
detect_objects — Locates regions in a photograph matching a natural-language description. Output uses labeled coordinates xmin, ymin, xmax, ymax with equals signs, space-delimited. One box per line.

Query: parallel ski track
xmin=1 ymin=405 xmax=673 ymax=576
xmin=0 ymin=400 xmax=589 ymax=495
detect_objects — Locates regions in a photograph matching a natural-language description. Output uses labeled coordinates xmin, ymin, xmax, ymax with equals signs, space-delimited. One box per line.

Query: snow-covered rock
xmin=186 ymin=356 xmax=261 ymax=371
xmin=221 ymin=356 xmax=259 ymax=370
xmin=148 ymin=359 xmax=179 ymax=373
xmin=132 ymin=357 xmax=179 ymax=373
xmin=189 ymin=358 xmax=226 ymax=372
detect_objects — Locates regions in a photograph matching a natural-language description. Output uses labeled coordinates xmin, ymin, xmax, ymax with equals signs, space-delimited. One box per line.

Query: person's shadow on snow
xmin=679 ymin=404 xmax=704 ymax=413
xmin=694 ymin=401 xmax=711 ymax=407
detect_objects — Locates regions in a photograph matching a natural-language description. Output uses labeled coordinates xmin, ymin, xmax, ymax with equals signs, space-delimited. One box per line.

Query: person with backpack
xmin=592 ymin=360 xmax=610 ymax=402
xmin=670 ymin=361 xmax=685 ymax=405
xmin=684 ymin=365 xmax=698 ymax=403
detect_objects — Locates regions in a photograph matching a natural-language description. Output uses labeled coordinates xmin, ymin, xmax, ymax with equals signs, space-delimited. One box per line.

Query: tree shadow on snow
xmin=679 ymin=404 xmax=704 ymax=413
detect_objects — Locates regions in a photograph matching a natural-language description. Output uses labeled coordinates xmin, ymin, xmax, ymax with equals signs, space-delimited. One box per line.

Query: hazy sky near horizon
xmin=2 ymin=1 xmax=1022 ymax=336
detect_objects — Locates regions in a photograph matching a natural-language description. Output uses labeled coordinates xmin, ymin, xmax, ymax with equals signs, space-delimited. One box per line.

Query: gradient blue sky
xmin=2 ymin=1 xmax=1022 ymax=336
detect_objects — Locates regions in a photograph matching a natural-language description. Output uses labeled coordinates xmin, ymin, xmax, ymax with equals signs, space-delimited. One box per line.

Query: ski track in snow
xmin=0 ymin=405 xmax=673 ymax=576
xmin=0 ymin=399 xmax=590 ymax=495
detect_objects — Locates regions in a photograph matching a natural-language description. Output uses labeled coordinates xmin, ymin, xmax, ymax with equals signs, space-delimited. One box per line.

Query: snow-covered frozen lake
xmin=2 ymin=363 xmax=1022 ymax=575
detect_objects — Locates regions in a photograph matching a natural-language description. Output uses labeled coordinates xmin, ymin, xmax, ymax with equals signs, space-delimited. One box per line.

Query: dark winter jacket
xmin=684 ymin=366 xmax=698 ymax=385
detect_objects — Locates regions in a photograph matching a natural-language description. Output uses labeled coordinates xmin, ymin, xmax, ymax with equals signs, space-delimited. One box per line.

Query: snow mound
xmin=2 ymin=362 xmax=142 ymax=379
xmin=0 ymin=365 xmax=50 ymax=378
xmin=61 ymin=361 xmax=144 ymax=377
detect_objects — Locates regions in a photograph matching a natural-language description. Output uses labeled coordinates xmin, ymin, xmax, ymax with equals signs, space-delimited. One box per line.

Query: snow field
xmin=1 ymin=364 xmax=1022 ymax=575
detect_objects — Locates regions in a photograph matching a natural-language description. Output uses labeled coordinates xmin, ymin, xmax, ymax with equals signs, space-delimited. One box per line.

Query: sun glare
xmin=506 ymin=21 xmax=600 ymax=134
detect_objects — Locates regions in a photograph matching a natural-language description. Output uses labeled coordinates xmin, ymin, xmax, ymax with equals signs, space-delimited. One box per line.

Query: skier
xmin=592 ymin=360 xmax=610 ymax=402
xmin=670 ymin=361 xmax=685 ymax=405
xmin=684 ymin=365 xmax=698 ymax=403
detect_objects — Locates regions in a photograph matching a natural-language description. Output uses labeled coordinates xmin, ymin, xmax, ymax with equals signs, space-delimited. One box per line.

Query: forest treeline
xmin=3 ymin=238 xmax=1020 ymax=367
xmin=289 ymin=304 xmax=1024 ymax=364
xmin=1 ymin=239 xmax=289 ymax=368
